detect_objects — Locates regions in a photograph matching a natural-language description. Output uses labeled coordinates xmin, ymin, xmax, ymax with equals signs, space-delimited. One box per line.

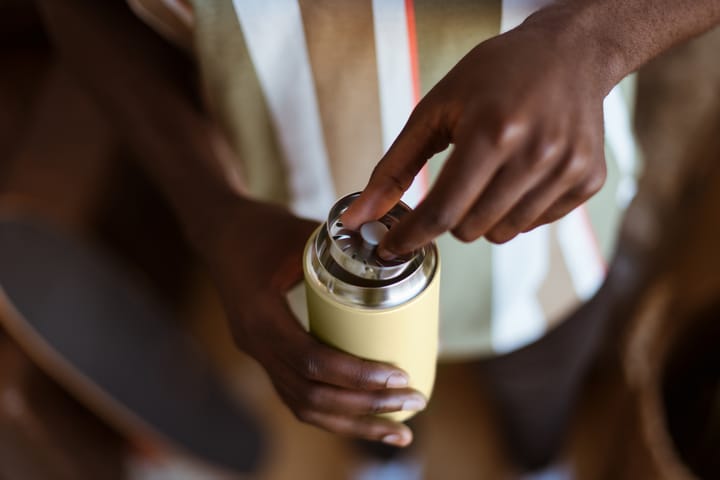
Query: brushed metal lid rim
xmin=325 ymin=193 xmax=419 ymax=281
xmin=307 ymin=226 xmax=438 ymax=309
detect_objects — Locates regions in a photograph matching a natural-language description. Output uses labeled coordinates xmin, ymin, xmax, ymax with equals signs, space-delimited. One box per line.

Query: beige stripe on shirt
xmin=192 ymin=0 xmax=291 ymax=205
xmin=298 ymin=0 xmax=385 ymax=196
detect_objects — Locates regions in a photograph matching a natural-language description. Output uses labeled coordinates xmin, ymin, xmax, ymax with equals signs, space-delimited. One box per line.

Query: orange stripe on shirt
xmin=404 ymin=0 xmax=431 ymax=195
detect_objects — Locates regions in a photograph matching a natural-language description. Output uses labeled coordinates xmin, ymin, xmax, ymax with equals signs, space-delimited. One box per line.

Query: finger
xmin=299 ymin=384 xmax=427 ymax=416
xmin=378 ymin=128 xmax=521 ymax=257
xmin=483 ymin=175 xmax=569 ymax=243
xmin=524 ymin=166 xmax=606 ymax=231
xmin=450 ymin=142 xmax=563 ymax=243
xmin=272 ymin=301 xmax=413 ymax=390
xmin=483 ymin=151 xmax=575 ymax=243
xmin=341 ymin=104 xmax=449 ymax=230
xmin=295 ymin=410 xmax=414 ymax=447
xmin=292 ymin=335 xmax=412 ymax=390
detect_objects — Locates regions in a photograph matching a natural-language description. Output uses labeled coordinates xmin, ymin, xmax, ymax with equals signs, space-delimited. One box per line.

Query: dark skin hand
xmin=343 ymin=0 xmax=720 ymax=258
xmin=39 ymin=0 xmax=423 ymax=447
xmin=202 ymin=200 xmax=425 ymax=445
xmin=346 ymin=25 xmax=608 ymax=252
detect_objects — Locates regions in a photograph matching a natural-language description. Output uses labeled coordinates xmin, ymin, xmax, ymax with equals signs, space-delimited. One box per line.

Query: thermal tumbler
xmin=303 ymin=193 xmax=440 ymax=422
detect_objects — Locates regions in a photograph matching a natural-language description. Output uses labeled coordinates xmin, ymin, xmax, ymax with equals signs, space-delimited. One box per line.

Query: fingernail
xmin=385 ymin=372 xmax=409 ymax=388
xmin=382 ymin=432 xmax=411 ymax=447
xmin=402 ymin=396 xmax=427 ymax=412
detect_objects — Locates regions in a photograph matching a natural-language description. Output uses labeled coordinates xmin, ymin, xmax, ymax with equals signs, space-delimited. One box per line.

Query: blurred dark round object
xmin=0 ymin=1 xmax=46 ymax=46
xmin=662 ymin=302 xmax=720 ymax=479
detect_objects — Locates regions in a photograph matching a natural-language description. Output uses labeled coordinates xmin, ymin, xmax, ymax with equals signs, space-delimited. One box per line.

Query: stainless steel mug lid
xmin=306 ymin=192 xmax=438 ymax=308
xmin=325 ymin=194 xmax=419 ymax=281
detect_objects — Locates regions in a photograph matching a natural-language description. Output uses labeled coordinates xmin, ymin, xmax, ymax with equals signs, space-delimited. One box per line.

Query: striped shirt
xmin=131 ymin=0 xmax=641 ymax=359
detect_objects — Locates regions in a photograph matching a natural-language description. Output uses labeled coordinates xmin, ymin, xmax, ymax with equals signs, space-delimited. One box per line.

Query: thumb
xmin=341 ymin=105 xmax=449 ymax=230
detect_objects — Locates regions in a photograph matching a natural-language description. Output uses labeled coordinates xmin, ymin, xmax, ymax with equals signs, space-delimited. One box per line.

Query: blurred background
xmin=1 ymin=1 xmax=719 ymax=479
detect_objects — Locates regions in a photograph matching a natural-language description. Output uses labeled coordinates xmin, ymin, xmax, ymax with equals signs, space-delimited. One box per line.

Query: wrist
xmin=519 ymin=2 xmax=630 ymax=96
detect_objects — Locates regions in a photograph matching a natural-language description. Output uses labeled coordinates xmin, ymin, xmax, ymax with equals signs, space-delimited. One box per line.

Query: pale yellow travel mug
xmin=303 ymin=193 xmax=440 ymax=422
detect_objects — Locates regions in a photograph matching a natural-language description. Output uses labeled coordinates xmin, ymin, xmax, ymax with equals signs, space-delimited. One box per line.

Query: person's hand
xmin=199 ymin=199 xmax=426 ymax=446
xmin=342 ymin=23 xmax=612 ymax=256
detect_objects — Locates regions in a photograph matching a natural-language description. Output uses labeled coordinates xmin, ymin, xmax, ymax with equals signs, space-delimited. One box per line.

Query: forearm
xmin=523 ymin=0 xmax=720 ymax=94
xmin=38 ymin=0 xmax=248 ymax=248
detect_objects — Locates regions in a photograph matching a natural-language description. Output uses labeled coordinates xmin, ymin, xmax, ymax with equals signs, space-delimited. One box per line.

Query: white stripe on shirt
xmin=491 ymin=0 xmax=556 ymax=353
xmin=371 ymin=0 xmax=426 ymax=208
xmin=232 ymin=0 xmax=336 ymax=221
xmin=491 ymin=226 xmax=550 ymax=353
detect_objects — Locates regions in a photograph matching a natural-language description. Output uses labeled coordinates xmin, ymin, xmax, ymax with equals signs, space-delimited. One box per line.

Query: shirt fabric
xmin=131 ymin=0 xmax=642 ymax=359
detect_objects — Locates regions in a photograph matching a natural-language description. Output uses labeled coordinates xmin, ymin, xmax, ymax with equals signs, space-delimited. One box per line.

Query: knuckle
xmin=486 ymin=227 xmax=516 ymax=244
xmin=408 ymin=101 xmax=435 ymax=130
xmin=350 ymin=360 xmax=374 ymax=389
xmin=590 ymin=161 xmax=608 ymax=189
xmin=532 ymin=139 xmax=563 ymax=169
xmin=408 ymin=96 xmax=432 ymax=119
xmin=300 ymin=356 xmax=323 ymax=381
xmin=452 ymin=224 xmax=480 ymax=243
xmin=420 ymin=206 xmax=456 ymax=232
xmin=406 ymin=103 xmax=449 ymax=155
xmin=369 ymin=165 xmax=409 ymax=195
xmin=580 ymin=172 xmax=605 ymax=198
xmin=387 ymin=173 xmax=411 ymax=195
xmin=304 ymin=385 xmax=325 ymax=408
xmin=569 ymin=163 xmax=606 ymax=201
xmin=499 ymin=209 xmax=526 ymax=232
xmin=543 ymin=203 xmax=566 ymax=222
xmin=563 ymin=152 xmax=590 ymax=182
xmin=489 ymin=114 xmax=528 ymax=149
xmin=293 ymin=407 xmax=314 ymax=424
